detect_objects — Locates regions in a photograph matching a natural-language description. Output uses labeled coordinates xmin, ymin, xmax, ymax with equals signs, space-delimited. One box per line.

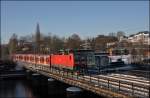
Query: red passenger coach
xmin=51 ymin=53 xmax=74 ymax=69
xmin=38 ymin=55 xmax=50 ymax=66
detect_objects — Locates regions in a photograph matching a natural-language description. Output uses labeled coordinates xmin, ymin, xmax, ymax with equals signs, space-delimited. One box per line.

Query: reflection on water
xmin=0 ymin=79 xmax=35 ymax=98
xmin=0 ymin=78 xmax=102 ymax=98
xmin=0 ymin=79 xmax=66 ymax=98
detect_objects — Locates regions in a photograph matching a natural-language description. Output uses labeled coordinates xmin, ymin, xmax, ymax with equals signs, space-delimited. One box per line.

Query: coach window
xmin=33 ymin=57 xmax=35 ymax=61
xmin=41 ymin=57 xmax=44 ymax=63
xmin=25 ymin=56 xmax=26 ymax=61
xmin=40 ymin=57 xmax=44 ymax=63
xmin=32 ymin=57 xmax=34 ymax=61
xmin=26 ymin=56 xmax=28 ymax=61
xmin=27 ymin=56 xmax=29 ymax=61
xmin=30 ymin=57 xmax=32 ymax=61
xmin=46 ymin=58 xmax=49 ymax=63
xmin=36 ymin=57 xmax=38 ymax=62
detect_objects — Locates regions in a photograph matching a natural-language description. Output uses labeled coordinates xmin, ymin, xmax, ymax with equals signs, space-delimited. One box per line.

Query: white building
xmin=128 ymin=31 xmax=150 ymax=45
xmin=108 ymin=55 xmax=132 ymax=64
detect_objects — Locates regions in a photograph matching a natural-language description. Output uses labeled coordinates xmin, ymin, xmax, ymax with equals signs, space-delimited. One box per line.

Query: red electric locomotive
xmin=51 ymin=49 xmax=95 ymax=72
xmin=51 ymin=53 xmax=74 ymax=69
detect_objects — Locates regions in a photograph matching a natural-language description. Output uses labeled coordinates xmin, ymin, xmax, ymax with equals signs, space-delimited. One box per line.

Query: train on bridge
xmin=13 ymin=49 xmax=95 ymax=74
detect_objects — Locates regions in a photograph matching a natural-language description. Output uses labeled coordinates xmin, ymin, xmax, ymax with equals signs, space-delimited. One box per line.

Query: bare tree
xmin=94 ymin=35 xmax=118 ymax=51
xmin=8 ymin=33 xmax=18 ymax=57
xmin=65 ymin=34 xmax=82 ymax=50
xmin=84 ymin=37 xmax=95 ymax=50
xmin=51 ymin=35 xmax=65 ymax=53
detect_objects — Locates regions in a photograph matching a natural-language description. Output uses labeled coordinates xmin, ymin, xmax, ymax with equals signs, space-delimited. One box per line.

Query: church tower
xmin=35 ymin=23 xmax=41 ymax=43
xmin=35 ymin=23 xmax=41 ymax=53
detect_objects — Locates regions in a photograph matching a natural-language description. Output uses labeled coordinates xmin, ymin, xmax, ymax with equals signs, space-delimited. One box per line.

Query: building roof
xmin=129 ymin=31 xmax=150 ymax=37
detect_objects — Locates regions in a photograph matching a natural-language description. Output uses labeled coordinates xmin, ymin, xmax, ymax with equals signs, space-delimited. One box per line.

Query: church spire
xmin=36 ymin=22 xmax=40 ymax=34
xmin=35 ymin=22 xmax=41 ymax=43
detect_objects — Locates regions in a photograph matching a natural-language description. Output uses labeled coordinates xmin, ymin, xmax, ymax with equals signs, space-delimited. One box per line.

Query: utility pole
xmin=0 ymin=31 xmax=1 ymax=60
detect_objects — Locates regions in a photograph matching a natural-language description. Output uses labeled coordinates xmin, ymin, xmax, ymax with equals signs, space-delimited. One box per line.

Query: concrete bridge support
xmin=47 ymin=78 xmax=58 ymax=95
xmin=31 ymin=73 xmax=41 ymax=86
xmin=26 ymin=72 xmax=48 ymax=96
xmin=47 ymin=78 xmax=68 ymax=96
xmin=38 ymin=75 xmax=48 ymax=96
xmin=26 ymin=70 xmax=33 ymax=80
xmin=40 ymin=76 xmax=48 ymax=86
xmin=66 ymin=87 xmax=83 ymax=98
xmin=31 ymin=73 xmax=42 ymax=94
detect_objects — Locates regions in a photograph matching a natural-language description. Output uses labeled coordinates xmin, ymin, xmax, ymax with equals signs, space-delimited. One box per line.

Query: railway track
xmin=122 ymin=70 xmax=150 ymax=79
xmin=96 ymin=74 xmax=149 ymax=86
xmin=108 ymin=73 xmax=149 ymax=83
xmin=83 ymin=74 xmax=149 ymax=97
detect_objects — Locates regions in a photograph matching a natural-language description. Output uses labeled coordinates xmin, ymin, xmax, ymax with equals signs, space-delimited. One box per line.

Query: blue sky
xmin=1 ymin=1 xmax=149 ymax=44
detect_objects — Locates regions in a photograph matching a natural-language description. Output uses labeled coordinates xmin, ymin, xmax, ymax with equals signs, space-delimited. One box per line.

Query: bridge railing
xmin=20 ymin=62 xmax=149 ymax=98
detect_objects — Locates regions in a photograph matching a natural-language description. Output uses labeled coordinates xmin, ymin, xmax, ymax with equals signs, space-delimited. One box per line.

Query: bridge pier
xmin=66 ymin=87 xmax=83 ymax=98
xmin=47 ymin=78 xmax=68 ymax=96
xmin=39 ymin=75 xmax=48 ymax=96
xmin=31 ymin=73 xmax=41 ymax=86
xmin=26 ymin=70 xmax=33 ymax=80
xmin=47 ymin=78 xmax=58 ymax=95
xmin=26 ymin=71 xmax=48 ymax=95
xmin=31 ymin=73 xmax=42 ymax=94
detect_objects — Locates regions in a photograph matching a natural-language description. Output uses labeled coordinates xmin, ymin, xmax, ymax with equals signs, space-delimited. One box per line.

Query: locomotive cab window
xmin=69 ymin=55 xmax=72 ymax=60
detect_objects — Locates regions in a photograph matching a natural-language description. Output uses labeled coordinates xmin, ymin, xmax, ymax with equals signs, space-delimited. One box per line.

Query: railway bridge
xmin=17 ymin=62 xmax=149 ymax=98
